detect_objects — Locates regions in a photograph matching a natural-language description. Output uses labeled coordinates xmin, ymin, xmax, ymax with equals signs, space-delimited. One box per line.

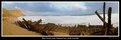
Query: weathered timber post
xmin=107 ymin=7 xmax=112 ymax=34
xmin=108 ymin=7 xmax=112 ymax=28
xmin=103 ymin=2 xmax=107 ymax=35
xmin=95 ymin=7 xmax=113 ymax=35
xmin=103 ymin=2 xmax=106 ymax=25
xmin=95 ymin=2 xmax=113 ymax=35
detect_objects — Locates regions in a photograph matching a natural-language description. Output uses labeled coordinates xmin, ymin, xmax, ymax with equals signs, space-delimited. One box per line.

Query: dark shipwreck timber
xmin=94 ymin=2 xmax=117 ymax=35
xmin=15 ymin=18 xmax=118 ymax=35
xmin=15 ymin=2 xmax=118 ymax=36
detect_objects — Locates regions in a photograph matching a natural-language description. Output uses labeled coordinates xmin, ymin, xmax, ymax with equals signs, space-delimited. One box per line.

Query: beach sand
xmin=2 ymin=17 xmax=41 ymax=36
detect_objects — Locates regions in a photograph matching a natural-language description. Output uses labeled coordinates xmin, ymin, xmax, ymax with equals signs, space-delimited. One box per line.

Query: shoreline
xmin=17 ymin=13 xmax=119 ymax=28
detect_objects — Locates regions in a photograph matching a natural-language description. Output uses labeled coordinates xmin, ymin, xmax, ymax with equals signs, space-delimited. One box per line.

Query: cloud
xmin=23 ymin=10 xmax=56 ymax=16
xmin=2 ymin=1 xmax=119 ymax=16
xmin=2 ymin=2 xmax=18 ymax=10
xmin=14 ymin=6 xmax=22 ymax=10
xmin=2 ymin=2 xmax=15 ymax=4
xmin=49 ymin=2 xmax=88 ymax=11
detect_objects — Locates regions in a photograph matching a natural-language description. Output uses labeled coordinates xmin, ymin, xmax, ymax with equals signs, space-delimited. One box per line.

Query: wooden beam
xmin=95 ymin=11 xmax=107 ymax=24
xmin=103 ymin=2 xmax=106 ymax=23
xmin=22 ymin=18 xmax=30 ymax=29
xmin=103 ymin=2 xmax=106 ymax=28
xmin=103 ymin=2 xmax=107 ymax=35
xmin=108 ymin=7 xmax=112 ymax=27
xmin=107 ymin=7 xmax=112 ymax=34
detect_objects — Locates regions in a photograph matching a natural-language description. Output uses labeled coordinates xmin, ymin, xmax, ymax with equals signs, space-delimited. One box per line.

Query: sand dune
xmin=2 ymin=8 xmax=40 ymax=36
xmin=2 ymin=20 xmax=40 ymax=35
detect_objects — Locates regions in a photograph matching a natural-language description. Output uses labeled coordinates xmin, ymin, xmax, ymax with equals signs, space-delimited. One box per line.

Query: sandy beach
xmin=2 ymin=17 xmax=40 ymax=35
xmin=2 ymin=8 xmax=41 ymax=36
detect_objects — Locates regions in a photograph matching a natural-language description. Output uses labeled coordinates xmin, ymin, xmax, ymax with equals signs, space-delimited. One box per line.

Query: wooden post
xmin=108 ymin=7 xmax=112 ymax=27
xmin=95 ymin=2 xmax=113 ymax=35
xmin=107 ymin=7 xmax=112 ymax=34
xmin=103 ymin=2 xmax=107 ymax=35
xmin=103 ymin=2 xmax=106 ymax=28
xmin=103 ymin=2 xmax=106 ymax=31
xmin=36 ymin=19 xmax=42 ymax=25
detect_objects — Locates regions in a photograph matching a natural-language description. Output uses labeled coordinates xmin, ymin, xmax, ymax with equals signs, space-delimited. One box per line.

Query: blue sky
xmin=2 ymin=1 xmax=119 ymax=16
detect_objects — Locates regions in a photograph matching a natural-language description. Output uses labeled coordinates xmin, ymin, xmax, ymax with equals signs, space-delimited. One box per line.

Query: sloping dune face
xmin=2 ymin=21 xmax=40 ymax=35
xmin=2 ymin=8 xmax=40 ymax=36
xmin=2 ymin=8 xmax=23 ymax=17
xmin=2 ymin=8 xmax=23 ymax=21
xmin=9 ymin=10 xmax=23 ymax=17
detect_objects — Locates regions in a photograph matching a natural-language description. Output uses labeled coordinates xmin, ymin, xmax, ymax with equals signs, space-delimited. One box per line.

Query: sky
xmin=2 ymin=1 xmax=119 ymax=16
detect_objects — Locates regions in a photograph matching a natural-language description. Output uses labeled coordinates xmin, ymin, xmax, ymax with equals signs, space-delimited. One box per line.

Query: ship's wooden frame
xmin=15 ymin=2 xmax=118 ymax=36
